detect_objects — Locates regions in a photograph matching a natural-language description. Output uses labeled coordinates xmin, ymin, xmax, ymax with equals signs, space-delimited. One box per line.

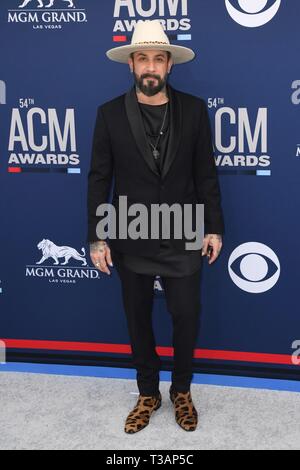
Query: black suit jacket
xmin=87 ymin=83 xmax=225 ymax=255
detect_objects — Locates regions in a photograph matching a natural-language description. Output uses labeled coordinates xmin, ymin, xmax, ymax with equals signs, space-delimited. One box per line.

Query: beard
xmin=133 ymin=70 xmax=168 ymax=97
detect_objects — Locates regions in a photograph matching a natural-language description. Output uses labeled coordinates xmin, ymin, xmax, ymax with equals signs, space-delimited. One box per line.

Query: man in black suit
xmin=87 ymin=20 xmax=224 ymax=433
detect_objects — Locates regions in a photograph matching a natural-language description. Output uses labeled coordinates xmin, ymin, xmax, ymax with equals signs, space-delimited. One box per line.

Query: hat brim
xmin=106 ymin=44 xmax=195 ymax=65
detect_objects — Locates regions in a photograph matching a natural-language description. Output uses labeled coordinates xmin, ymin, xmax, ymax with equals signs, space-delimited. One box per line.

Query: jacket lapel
xmin=162 ymin=83 xmax=182 ymax=180
xmin=124 ymin=83 xmax=182 ymax=180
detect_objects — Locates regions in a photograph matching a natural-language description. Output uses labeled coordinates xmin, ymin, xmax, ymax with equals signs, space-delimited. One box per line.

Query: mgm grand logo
xmin=8 ymin=0 xmax=87 ymax=28
xmin=19 ymin=0 xmax=75 ymax=7
xmin=26 ymin=239 xmax=101 ymax=284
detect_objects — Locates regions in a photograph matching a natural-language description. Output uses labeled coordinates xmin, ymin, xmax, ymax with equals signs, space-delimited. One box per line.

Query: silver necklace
xmin=148 ymin=103 xmax=169 ymax=160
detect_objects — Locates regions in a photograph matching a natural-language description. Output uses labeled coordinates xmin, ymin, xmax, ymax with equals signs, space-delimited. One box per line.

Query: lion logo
xmin=19 ymin=0 xmax=75 ymax=8
xmin=36 ymin=239 xmax=87 ymax=266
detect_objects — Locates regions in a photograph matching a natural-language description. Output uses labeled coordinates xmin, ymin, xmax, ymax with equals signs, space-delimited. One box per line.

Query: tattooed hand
xmin=90 ymin=240 xmax=113 ymax=275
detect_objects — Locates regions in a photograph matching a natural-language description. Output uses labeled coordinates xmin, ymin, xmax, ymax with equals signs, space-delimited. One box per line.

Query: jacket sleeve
xmin=193 ymin=99 xmax=225 ymax=235
xmin=86 ymin=106 xmax=114 ymax=243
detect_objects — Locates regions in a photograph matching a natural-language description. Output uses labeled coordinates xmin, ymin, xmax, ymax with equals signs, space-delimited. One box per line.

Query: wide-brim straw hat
xmin=106 ymin=19 xmax=195 ymax=65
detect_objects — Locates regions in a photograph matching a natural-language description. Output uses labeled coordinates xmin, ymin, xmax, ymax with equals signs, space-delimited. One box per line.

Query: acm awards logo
xmin=8 ymin=0 xmax=87 ymax=30
xmin=25 ymin=238 xmax=101 ymax=285
xmin=0 ymin=81 xmax=5 ymax=295
xmin=8 ymin=99 xmax=80 ymax=174
xmin=212 ymin=103 xmax=271 ymax=175
xmin=113 ymin=0 xmax=191 ymax=34
xmin=0 ymin=81 xmax=6 ymax=298
xmin=225 ymin=0 xmax=281 ymax=28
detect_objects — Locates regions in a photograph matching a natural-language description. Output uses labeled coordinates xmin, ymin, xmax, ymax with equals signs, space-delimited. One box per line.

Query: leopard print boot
xmin=170 ymin=388 xmax=198 ymax=431
xmin=124 ymin=392 xmax=162 ymax=434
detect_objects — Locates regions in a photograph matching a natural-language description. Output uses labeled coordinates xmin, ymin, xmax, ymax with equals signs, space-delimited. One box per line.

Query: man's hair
xmin=130 ymin=51 xmax=171 ymax=61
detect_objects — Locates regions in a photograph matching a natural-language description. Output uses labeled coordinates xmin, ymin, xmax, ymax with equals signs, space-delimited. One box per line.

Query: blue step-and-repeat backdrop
xmin=0 ymin=0 xmax=299 ymax=379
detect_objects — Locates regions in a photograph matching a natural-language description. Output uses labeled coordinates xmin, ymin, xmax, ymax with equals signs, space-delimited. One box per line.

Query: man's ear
xmin=128 ymin=57 xmax=134 ymax=73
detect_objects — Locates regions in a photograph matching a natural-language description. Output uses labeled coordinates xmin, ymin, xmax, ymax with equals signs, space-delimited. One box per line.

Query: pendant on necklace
xmin=153 ymin=149 xmax=160 ymax=159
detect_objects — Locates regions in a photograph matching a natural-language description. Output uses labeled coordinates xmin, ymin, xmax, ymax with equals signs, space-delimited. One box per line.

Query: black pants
xmin=112 ymin=250 xmax=202 ymax=396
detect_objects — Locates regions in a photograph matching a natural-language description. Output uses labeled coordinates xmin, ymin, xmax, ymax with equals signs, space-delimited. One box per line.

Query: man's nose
xmin=146 ymin=61 xmax=156 ymax=72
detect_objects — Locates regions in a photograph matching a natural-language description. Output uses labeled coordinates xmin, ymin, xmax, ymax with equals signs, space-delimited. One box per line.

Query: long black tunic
xmin=120 ymin=101 xmax=202 ymax=277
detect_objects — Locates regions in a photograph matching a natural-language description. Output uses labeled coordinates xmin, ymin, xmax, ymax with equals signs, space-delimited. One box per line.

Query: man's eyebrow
xmin=136 ymin=53 xmax=166 ymax=58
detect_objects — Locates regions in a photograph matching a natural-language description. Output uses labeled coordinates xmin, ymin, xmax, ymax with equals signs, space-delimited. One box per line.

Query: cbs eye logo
xmin=225 ymin=0 xmax=281 ymax=28
xmin=228 ymin=242 xmax=280 ymax=293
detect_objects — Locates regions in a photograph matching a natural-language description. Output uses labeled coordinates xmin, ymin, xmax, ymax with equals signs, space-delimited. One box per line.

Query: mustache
xmin=142 ymin=75 xmax=160 ymax=80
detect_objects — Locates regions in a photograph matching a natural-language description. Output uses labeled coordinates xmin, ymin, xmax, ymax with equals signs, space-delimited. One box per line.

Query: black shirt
xmin=138 ymin=101 xmax=170 ymax=175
